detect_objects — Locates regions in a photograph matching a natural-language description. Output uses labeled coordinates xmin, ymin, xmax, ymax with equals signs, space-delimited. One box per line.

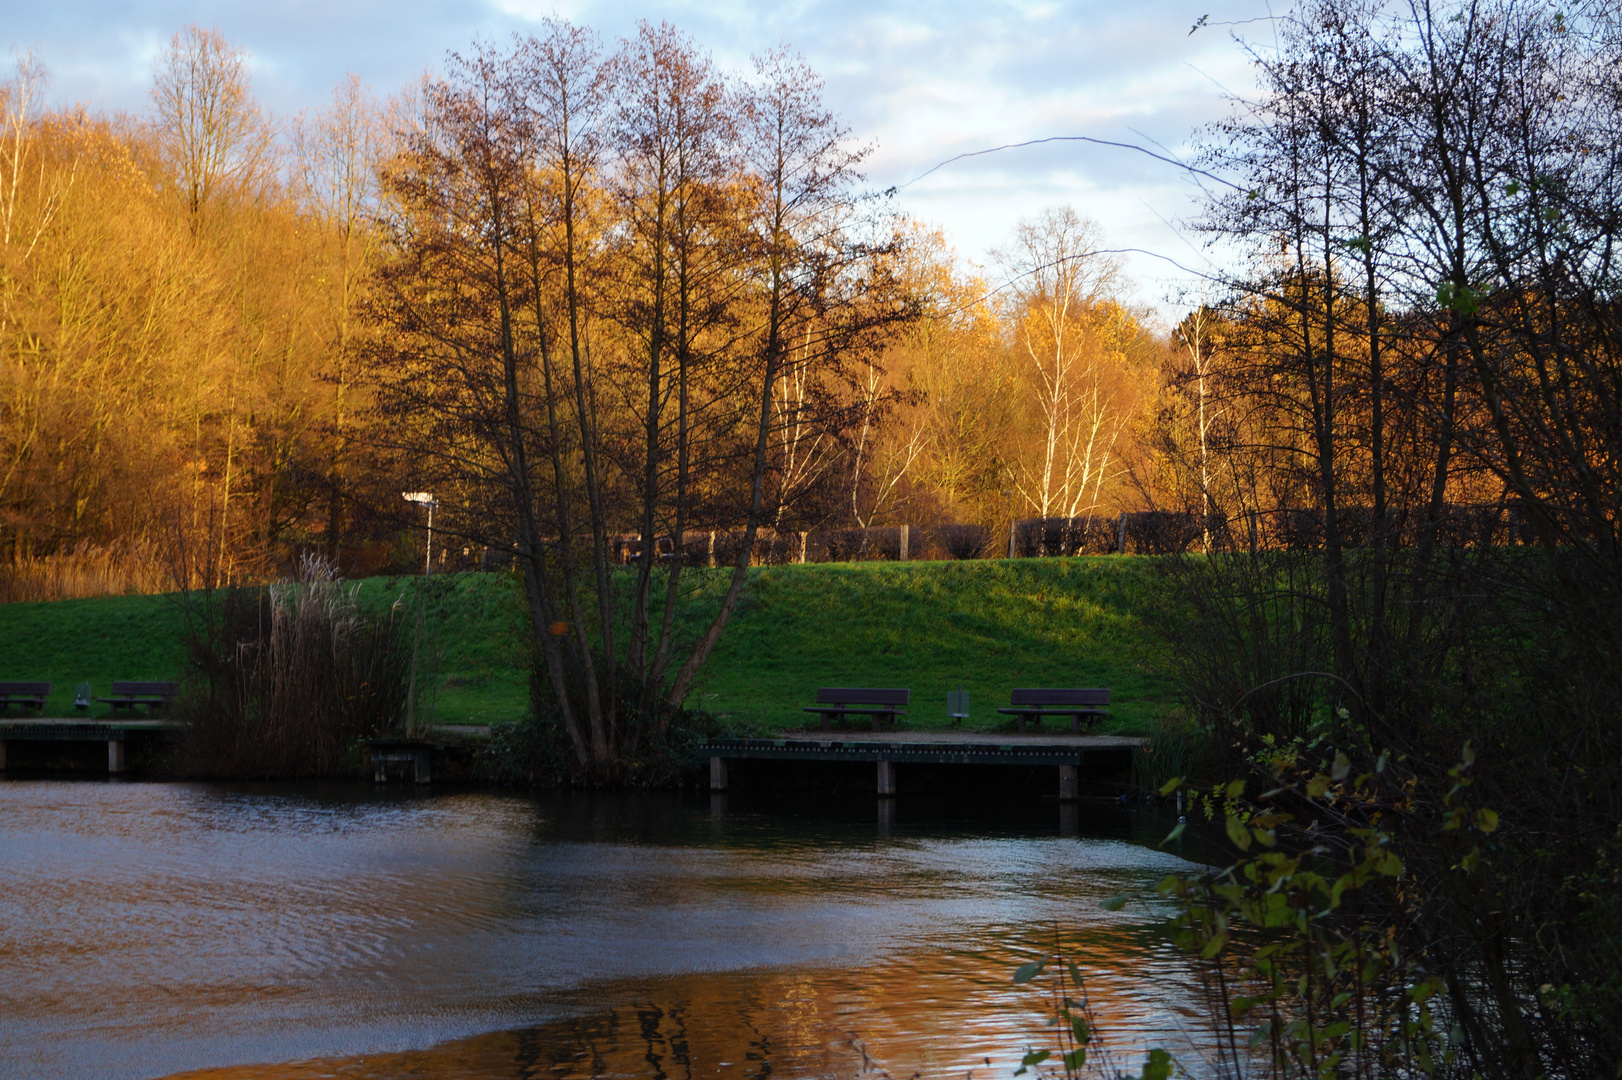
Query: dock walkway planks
xmin=703 ymin=730 xmax=1144 ymax=800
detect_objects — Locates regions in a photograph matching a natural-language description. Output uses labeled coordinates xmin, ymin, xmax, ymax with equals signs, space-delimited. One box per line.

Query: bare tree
xmin=369 ymin=28 xmax=906 ymax=770
xmin=994 ymin=207 xmax=1128 ymax=526
xmin=0 ymin=52 xmax=73 ymax=260
xmin=150 ymin=25 xmax=272 ymax=225
xmin=294 ymin=74 xmax=387 ymax=563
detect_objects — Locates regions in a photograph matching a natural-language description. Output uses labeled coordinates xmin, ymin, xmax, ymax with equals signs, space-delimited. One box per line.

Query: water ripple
xmin=0 ymin=781 xmax=1212 ymax=1080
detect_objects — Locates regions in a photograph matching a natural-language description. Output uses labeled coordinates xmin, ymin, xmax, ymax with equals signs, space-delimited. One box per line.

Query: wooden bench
xmin=803 ymin=688 xmax=910 ymax=732
xmin=0 ymin=682 xmax=51 ymax=715
xmin=998 ymin=688 xmax=1110 ymax=734
xmin=96 ymin=681 xmax=178 ymax=717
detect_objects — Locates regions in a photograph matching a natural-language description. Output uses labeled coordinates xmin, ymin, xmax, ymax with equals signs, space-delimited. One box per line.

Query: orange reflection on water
xmin=160 ymin=927 xmax=1206 ymax=1080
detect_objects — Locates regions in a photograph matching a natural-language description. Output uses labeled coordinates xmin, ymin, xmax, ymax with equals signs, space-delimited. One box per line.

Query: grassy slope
xmin=0 ymin=558 xmax=1179 ymax=733
xmin=0 ymin=593 xmax=191 ymax=715
xmin=696 ymin=558 xmax=1177 ymax=733
xmin=352 ymin=574 xmax=532 ymax=725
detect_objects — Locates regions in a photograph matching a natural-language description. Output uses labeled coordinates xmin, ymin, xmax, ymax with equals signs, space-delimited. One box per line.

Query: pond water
xmin=0 ymin=781 xmax=1214 ymax=1080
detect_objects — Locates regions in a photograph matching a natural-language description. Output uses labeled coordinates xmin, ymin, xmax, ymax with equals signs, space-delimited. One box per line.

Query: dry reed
xmin=0 ymin=540 xmax=172 ymax=603
xmin=173 ymin=554 xmax=410 ymax=777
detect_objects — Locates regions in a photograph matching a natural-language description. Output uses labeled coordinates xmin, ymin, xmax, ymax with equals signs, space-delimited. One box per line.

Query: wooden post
xmin=1008 ymin=520 xmax=1017 ymax=559
xmin=0 ymin=739 xmax=7 ymax=770
xmin=899 ymin=524 xmax=909 ymax=562
xmin=710 ymin=756 xmax=728 ymax=792
xmin=1248 ymin=511 xmax=1258 ymax=554
xmin=877 ymin=759 xmax=896 ymax=796
xmin=1059 ymin=763 xmax=1079 ymax=802
xmin=1117 ymin=513 xmax=1128 ymax=554
xmin=412 ymin=747 xmax=432 ymax=784
xmin=708 ymin=530 xmax=716 ymax=568
xmin=108 ymin=739 xmax=126 ymax=774
xmin=799 ymin=531 xmax=808 ymax=564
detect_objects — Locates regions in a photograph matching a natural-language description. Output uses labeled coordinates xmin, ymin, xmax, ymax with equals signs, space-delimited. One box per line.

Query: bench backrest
xmin=816 ymin=687 xmax=910 ymax=707
xmin=1009 ymin=687 xmax=1110 ymax=708
xmin=0 ymin=681 xmax=50 ymax=695
xmin=110 ymin=681 xmax=177 ymax=697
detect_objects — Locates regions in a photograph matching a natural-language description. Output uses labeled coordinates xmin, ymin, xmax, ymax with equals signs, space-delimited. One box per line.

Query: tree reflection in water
xmin=1 ymin=782 xmax=1211 ymax=1079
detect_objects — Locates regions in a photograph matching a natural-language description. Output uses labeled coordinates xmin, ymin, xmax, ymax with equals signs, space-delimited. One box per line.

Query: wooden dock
xmin=0 ymin=719 xmax=184 ymax=774
xmin=703 ymin=730 xmax=1143 ymax=801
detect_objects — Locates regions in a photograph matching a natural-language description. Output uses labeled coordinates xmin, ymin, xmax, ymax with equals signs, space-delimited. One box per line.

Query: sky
xmin=7 ymin=0 xmax=1274 ymax=323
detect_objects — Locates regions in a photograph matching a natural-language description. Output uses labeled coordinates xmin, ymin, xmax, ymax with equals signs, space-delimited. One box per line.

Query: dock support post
xmin=876 ymin=759 xmax=896 ymax=797
xmin=108 ymin=739 xmax=126 ymax=774
xmin=710 ymin=756 xmax=728 ymax=792
xmin=1059 ymin=763 xmax=1079 ymax=802
xmin=412 ymin=748 xmax=432 ymax=784
xmin=0 ymin=739 xmax=6 ymax=770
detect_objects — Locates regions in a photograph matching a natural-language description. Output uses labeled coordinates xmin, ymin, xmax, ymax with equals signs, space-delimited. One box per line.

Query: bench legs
xmin=1013 ymin=713 xmax=1096 ymax=734
xmin=818 ymin=710 xmax=902 ymax=733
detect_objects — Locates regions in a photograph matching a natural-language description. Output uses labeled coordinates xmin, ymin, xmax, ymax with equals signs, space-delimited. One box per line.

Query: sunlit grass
xmin=693 ymin=557 xmax=1177 ymax=734
xmin=0 ymin=557 xmax=1180 ymax=733
xmin=0 ymin=593 xmax=190 ymax=716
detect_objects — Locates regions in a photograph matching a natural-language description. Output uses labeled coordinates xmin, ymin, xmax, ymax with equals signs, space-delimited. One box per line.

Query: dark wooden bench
xmin=0 ymin=681 xmax=51 ymax=715
xmin=803 ymin=688 xmax=910 ymax=732
xmin=998 ymin=688 xmax=1110 ymax=734
xmin=96 ymin=681 xmax=178 ymax=717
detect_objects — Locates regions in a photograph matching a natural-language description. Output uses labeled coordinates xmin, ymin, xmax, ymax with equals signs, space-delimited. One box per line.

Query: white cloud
xmin=6 ymin=0 xmax=1271 ymax=314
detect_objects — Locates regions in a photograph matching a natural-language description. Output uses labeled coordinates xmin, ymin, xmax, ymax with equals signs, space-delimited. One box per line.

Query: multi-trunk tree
xmin=368 ymin=22 xmax=909 ymax=770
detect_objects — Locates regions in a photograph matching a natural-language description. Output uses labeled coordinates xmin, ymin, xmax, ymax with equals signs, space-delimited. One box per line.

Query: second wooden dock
xmin=703 ymin=730 xmax=1142 ymax=801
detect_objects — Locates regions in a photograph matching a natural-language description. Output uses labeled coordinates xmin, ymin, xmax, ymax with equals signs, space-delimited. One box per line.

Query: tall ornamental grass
xmin=175 ymin=556 xmax=409 ymax=777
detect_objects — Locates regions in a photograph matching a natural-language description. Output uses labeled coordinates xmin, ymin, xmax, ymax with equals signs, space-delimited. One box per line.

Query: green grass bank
xmin=0 ymin=558 xmax=1180 ymax=734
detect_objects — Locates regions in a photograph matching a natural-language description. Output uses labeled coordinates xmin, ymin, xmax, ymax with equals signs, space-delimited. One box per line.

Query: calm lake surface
xmin=0 ymin=780 xmax=1213 ymax=1079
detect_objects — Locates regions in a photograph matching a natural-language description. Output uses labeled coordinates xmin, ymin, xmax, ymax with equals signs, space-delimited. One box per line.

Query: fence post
xmin=1008 ymin=520 xmax=1017 ymax=559
xmin=798 ymin=531 xmax=808 ymax=564
xmin=899 ymin=524 xmax=909 ymax=562
xmin=1117 ymin=513 xmax=1128 ymax=555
